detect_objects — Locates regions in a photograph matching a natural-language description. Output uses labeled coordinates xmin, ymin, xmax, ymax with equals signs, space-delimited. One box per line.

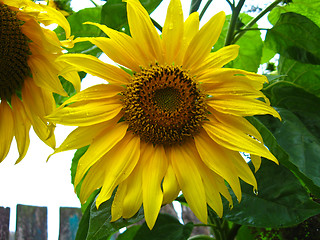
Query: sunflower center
xmin=122 ymin=64 xmax=207 ymax=145
xmin=0 ymin=3 xmax=30 ymax=100
xmin=153 ymin=87 xmax=181 ymax=112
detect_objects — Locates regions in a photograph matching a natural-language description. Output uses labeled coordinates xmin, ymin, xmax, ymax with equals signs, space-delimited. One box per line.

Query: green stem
xmin=226 ymin=223 xmax=241 ymax=240
xmin=233 ymin=0 xmax=282 ymax=43
xmin=89 ymin=0 xmax=98 ymax=7
xmin=224 ymin=0 xmax=246 ymax=46
xmin=151 ymin=17 xmax=163 ymax=32
xmin=199 ymin=0 xmax=213 ymax=21
xmin=225 ymin=0 xmax=234 ymax=9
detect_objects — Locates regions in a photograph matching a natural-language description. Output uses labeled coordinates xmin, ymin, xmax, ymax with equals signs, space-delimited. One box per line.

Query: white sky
xmin=0 ymin=0 xmax=271 ymax=239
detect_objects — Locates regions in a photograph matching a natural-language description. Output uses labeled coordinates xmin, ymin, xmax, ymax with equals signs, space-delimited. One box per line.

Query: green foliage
xmin=278 ymin=57 xmax=320 ymax=97
xmin=266 ymin=12 xmax=320 ymax=65
xmin=133 ymin=214 xmax=193 ymax=240
xmin=85 ymin=195 xmax=144 ymax=240
xmin=214 ymin=14 xmax=263 ymax=72
xmin=222 ymin=158 xmax=320 ymax=227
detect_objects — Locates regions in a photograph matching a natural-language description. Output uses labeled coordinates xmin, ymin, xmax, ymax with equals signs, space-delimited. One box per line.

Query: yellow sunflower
xmin=0 ymin=0 xmax=80 ymax=163
xmin=48 ymin=0 xmax=280 ymax=229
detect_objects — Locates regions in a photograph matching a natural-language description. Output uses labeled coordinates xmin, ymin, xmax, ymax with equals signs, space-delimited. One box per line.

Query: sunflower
xmin=48 ymin=0 xmax=280 ymax=229
xmin=0 ymin=0 xmax=80 ymax=163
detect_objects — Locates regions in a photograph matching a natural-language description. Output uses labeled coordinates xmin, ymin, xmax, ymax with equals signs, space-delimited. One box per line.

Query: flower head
xmin=49 ymin=0 xmax=280 ymax=229
xmin=0 ymin=0 xmax=80 ymax=163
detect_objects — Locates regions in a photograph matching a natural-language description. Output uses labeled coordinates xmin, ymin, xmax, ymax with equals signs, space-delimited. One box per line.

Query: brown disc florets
xmin=122 ymin=64 xmax=207 ymax=146
xmin=0 ymin=3 xmax=30 ymax=100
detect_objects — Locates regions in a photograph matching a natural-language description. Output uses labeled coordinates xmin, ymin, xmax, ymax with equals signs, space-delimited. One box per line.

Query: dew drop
xmin=253 ymin=189 xmax=258 ymax=195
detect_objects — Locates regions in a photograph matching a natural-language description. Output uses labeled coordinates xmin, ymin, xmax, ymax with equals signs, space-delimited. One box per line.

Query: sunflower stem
xmin=225 ymin=0 xmax=234 ymax=9
xmin=224 ymin=0 xmax=246 ymax=46
xmin=151 ymin=17 xmax=163 ymax=32
xmin=199 ymin=0 xmax=213 ymax=21
xmin=233 ymin=0 xmax=283 ymax=43
xmin=89 ymin=0 xmax=98 ymax=7
xmin=226 ymin=223 xmax=241 ymax=240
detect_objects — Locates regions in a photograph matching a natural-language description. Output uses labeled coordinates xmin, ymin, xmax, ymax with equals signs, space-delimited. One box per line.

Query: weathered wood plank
xmin=15 ymin=204 xmax=47 ymax=240
xmin=58 ymin=207 xmax=82 ymax=240
xmin=0 ymin=207 xmax=10 ymax=240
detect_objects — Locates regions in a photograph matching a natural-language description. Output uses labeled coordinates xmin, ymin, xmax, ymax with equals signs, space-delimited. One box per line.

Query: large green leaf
xmin=222 ymin=159 xmax=320 ymax=227
xmin=278 ymin=57 xmax=320 ymax=97
xmin=85 ymin=196 xmax=145 ymax=240
xmin=116 ymin=225 xmax=141 ymax=240
xmin=100 ymin=0 xmax=163 ymax=33
xmin=249 ymin=115 xmax=320 ymax=197
xmin=265 ymin=12 xmax=320 ymax=65
xmin=268 ymin=0 xmax=320 ymax=28
xmin=215 ymin=14 xmax=263 ymax=72
xmin=261 ymin=81 xmax=320 ymax=193
xmin=133 ymin=214 xmax=193 ymax=240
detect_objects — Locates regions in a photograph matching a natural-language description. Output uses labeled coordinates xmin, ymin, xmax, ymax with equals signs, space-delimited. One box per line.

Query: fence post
xmin=0 ymin=207 xmax=10 ymax=240
xmin=59 ymin=207 xmax=82 ymax=240
xmin=15 ymin=204 xmax=47 ymax=240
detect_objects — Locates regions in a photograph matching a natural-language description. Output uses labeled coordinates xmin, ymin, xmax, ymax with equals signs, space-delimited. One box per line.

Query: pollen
xmin=122 ymin=64 xmax=207 ymax=145
xmin=0 ymin=3 xmax=30 ymax=100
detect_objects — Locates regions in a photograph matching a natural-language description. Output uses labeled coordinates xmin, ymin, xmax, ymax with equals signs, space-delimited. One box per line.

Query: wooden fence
xmin=0 ymin=205 xmax=81 ymax=240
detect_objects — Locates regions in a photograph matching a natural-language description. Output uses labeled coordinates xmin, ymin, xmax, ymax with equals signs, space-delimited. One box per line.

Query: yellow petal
xmin=229 ymin=151 xmax=258 ymax=192
xmin=122 ymin=161 xmax=143 ymax=219
xmin=0 ymin=101 xmax=14 ymax=163
xmin=196 ymin=162 xmax=225 ymax=217
xmin=80 ymin=22 xmax=149 ymax=70
xmin=207 ymin=96 xmax=280 ymax=119
xmin=79 ymin=158 xmax=106 ymax=203
xmin=175 ymin=11 xmax=199 ymax=65
xmin=194 ymin=45 xmax=239 ymax=74
xmin=60 ymin=84 xmax=123 ymax=107
xmin=183 ymin=11 xmax=225 ymax=70
xmin=162 ymin=160 xmax=180 ymax=205
xmin=194 ymin=130 xmax=242 ymax=201
xmin=142 ymin=143 xmax=168 ymax=229
xmin=56 ymin=54 xmax=131 ymax=85
xmin=125 ymin=0 xmax=163 ymax=63
xmin=11 ymin=95 xmax=31 ymax=164
xmin=22 ymin=79 xmax=56 ymax=148
xmin=96 ymin=132 xmax=140 ymax=207
xmin=50 ymin=123 xmax=106 ymax=156
xmin=28 ymin=54 xmax=67 ymax=96
xmin=169 ymin=141 xmax=208 ymax=223
xmin=202 ymin=118 xmax=278 ymax=164
xmin=47 ymin=99 xmax=123 ymax=127
xmin=74 ymin=122 xmax=128 ymax=187
xmin=162 ymin=0 xmax=184 ymax=64
xmin=251 ymin=155 xmax=262 ymax=172
xmin=212 ymin=110 xmax=263 ymax=143
xmin=111 ymin=182 xmax=127 ymax=222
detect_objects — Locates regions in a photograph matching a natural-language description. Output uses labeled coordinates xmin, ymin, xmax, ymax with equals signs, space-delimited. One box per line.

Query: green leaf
xmin=222 ymin=159 xmax=320 ymax=227
xmin=75 ymin=196 xmax=93 ymax=240
xmin=278 ymin=57 xmax=320 ymax=97
xmin=100 ymin=0 xmax=163 ymax=33
xmin=55 ymin=7 xmax=102 ymax=56
xmin=268 ymin=0 xmax=320 ymax=28
xmin=265 ymin=12 xmax=320 ymax=65
xmin=261 ymin=81 xmax=320 ymax=194
xmin=133 ymin=214 xmax=193 ymax=240
xmin=235 ymin=226 xmax=258 ymax=240
xmin=214 ymin=14 xmax=263 ymax=72
xmin=248 ymin=115 xmax=320 ymax=198
xmin=116 ymin=225 xmax=141 ymax=240
xmin=86 ymin=196 xmax=144 ymax=240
